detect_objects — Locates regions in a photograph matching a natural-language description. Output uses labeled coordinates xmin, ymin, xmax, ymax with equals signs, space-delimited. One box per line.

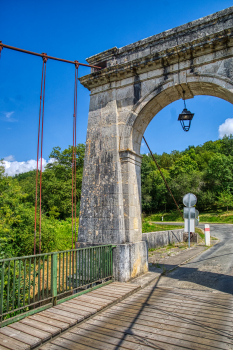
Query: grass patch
xmin=144 ymin=210 xmax=233 ymax=224
xmin=195 ymin=227 xmax=205 ymax=240
xmin=199 ymin=211 xmax=233 ymax=224
xmin=142 ymin=221 xmax=183 ymax=233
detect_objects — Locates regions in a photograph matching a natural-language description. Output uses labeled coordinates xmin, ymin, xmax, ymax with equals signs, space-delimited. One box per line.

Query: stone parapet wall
xmin=142 ymin=229 xmax=184 ymax=249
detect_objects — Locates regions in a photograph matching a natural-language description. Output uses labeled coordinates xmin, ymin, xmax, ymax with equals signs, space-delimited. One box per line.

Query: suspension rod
xmin=143 ymin=136 xmax=184 ymax=220
xmin=0 ymin=42 xmax=102 ymax=69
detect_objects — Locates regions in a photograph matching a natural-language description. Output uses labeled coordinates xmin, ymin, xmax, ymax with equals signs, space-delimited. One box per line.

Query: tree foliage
xmin=141 ymin=135 xmax=233 ymax=213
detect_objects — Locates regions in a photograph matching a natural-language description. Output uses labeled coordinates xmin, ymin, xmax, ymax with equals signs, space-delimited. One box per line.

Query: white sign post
xmin=183 ymin=193 xmax=197 ymax=248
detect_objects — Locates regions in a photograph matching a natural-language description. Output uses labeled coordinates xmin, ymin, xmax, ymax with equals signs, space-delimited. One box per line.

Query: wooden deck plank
xmin=153 ymin=288 xmax=233 ymax=304
xmin=64 ymin=301 xmax=100 ymax=313
xmin=99 ymin=286 xmax=134 ymax=293
xmin=67 ymin=299 xmax=104 ymax=310
xmin=40 ymin=311 xmax=77 ymax=325
xmin=28 ymin=314 xmax=70 ymax=331
xmin=104 ymin=305 xmax=233 ymax=342
xmin=119 ymin=295 xmax=233 ymax=320
xmin=110 ymin=303 xmax=233 ymax=334
xmin=9 ymin=322 xmax=52 ymax=342
xmin=71 ymin=324 xmax=184 ymax=350
xmin=84 ymin=317 xmax=219 ymax=350
xmin=95 ymin=287 xmax=128 ymax=296
xmin=76 ymin=295 xmax=109 ymax=306
xmin=20 ymin=318 xmax=61 ymax=336
xmin=39 ymin=343 xmax=67 ymax=350
xmin=0 ymin=327 xmax=41 ymax=348
xmin=0 ymin=332 xmax=30 ymax=350
xmin=76 ymin=321 xmax=217 ymax=350
xmin=42 ymin=337 xmax=100 ymax=350
xmin=90 ymin=291 xmax=119 ymax=299
xmin=62 ymin=331 xmax=148 ymax=350
xmin=118 ymin=299 xmax=233 ymax=327
xmin=136 ymin=291 xmax=233 ymax=308
xmin=77 ymin=294 xmax=115 ymax=304
xmin=134 ymin=289 xmax=233 ymax=310
xmin=44 ymin=307 xmax=83 ymax=321
xmin=54 ymin=304 xmax=91 ymax=318
xmin=100 ymin=310 xmax=232 ymax=349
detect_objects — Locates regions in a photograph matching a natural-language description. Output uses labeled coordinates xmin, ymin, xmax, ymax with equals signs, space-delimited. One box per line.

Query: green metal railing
xmin=0 ymin=245 xmax=114 ymax=326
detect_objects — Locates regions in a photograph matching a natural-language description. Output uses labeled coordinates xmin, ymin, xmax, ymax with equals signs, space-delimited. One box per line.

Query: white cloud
xmin=4 ymin=155 xmax=15 ymax=161
xmin=219 ymin=118 xmax=233 ymax=138
xmin=5 ymin=111 xmax=14 ymax=119
xmin=1 ymin=111 xmax=17 ymax=122
xmin=2 ymin=158 xmax=50 ymax=176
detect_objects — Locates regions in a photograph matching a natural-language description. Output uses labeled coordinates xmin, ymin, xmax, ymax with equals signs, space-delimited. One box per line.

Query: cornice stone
xmin=80 ymin=7 xmax=233 ymax=91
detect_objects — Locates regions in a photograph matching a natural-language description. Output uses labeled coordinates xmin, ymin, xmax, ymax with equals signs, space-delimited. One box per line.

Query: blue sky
xmin=1 ymin=0 xmax=233 ymax=174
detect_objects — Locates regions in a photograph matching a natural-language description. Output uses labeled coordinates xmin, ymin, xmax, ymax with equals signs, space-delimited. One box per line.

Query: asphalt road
xmin=157 ymin=224 xmax=233 ymax=294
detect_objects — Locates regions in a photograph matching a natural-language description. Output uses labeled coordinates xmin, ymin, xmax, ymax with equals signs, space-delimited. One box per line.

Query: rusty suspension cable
xmin=34 ymin=56 xmax=47 ymax=255
xmin=72 ymin=62 xmax=79 ymax=249
xmin=0 ymin=42 xmax=102 ymax=69
xmin=143 ymin=136 xmax=183 ymax=220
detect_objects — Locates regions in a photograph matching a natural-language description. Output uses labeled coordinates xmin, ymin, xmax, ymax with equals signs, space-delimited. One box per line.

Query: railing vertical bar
xmin=46 ymin=255 xmax=49 ymax=298
xmin=6 ymin=261 xmax=10 ymax=312
xmin=18 ymin=260 xmax=21 ymax=309
xmin=98 ymin=247 xmax=100 ymax=280
xmin=89 ymin=248 xmax=90 ymax=284
xmin=109 ymin=246 xmax=110 ymax=277
xmin=69 ymin=251 xmax=71 ymax=290
xmin=33 ymin=257 xmax=36 ymax=304
xmin=102 ymin=246 xmax=104 ymax=279
xmin=38 ymin=257 xmax=41 ymax=302
xmin=104 ymin=247 xmax=106 ymax=278
xmin=42 ymin=255 xmax=45 ymax=300
xmin=76 ymin=251 xmax=78 ymax=290
xmin=28 ymin=258 xmax=31 ymax=305
xmin=0 ymin=261 xmax=5 ymax=315
xmin=62 ymin=253 xmax=64 ymax=293
xmin=66 ymin=252 xmax=68 ymax=291
xmin=23 ymin=260 xmax=26 ymax=306
xmin=72 ymin=251 xmax=74 ymax=290
xmin=84 ymin=249 xmax=86 ymax=286
xmin=88 ymin=248 xmax=89 ymax=285
xmin=111 ymin=246 xmax=113 ymax=277
xmin=93 ymin=248 xmax=95 ymax=282
xmin=82 ymin=249 xmax=84 ymax=287
xmin=58 ymin=253 xmax=61 ymax=294
xmin=99 ymin=247 xmax=102 ymax=279
xmin=79 ymin=250 xmax=81 ymax=288
xmin=12 ymin=260 xmax=16 ymax=311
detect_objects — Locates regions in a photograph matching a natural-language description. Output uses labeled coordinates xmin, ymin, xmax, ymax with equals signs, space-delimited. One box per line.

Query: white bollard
xmin=204 ymin=224 xmax=210 ymax=246
xmin=162 ymin=216 xmax=163 ymax=222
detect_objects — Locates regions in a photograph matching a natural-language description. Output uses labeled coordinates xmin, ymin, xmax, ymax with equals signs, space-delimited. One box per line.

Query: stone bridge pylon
xmin=78 ymin=6 xmax=233 ymax=281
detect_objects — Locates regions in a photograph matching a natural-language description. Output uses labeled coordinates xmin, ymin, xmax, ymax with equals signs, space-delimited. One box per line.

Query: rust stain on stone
xmin=131 ymin=257 xmax=141 ymax=278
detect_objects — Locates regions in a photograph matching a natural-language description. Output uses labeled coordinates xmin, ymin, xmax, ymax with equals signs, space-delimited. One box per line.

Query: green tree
xmin=205 ymin=154 xmax=233 ymax=194
xmin=217 ymin=190 xmax=233 ymax=211
xmin=16 ymin=144 xmax=85 ymax=220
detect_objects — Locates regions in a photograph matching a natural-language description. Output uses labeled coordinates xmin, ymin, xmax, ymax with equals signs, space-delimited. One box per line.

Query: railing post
xmin=51 ymin=253 xmax=57 ymax=306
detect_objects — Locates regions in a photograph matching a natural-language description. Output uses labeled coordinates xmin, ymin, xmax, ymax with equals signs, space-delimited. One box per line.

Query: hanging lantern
xmin=178 ymin=92 xmax=194 ymax=132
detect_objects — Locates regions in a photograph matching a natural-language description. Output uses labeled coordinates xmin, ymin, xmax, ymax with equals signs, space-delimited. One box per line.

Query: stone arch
xmin=121 ymin=75 xmax=233 ymax=155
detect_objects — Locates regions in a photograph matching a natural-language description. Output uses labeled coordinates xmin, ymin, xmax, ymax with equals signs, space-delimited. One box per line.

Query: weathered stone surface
xmin=78 ymin=6 xmax=233 ymax=280
xmin=143 ymin=229 xmax=184 ymax=249
xmin=113 ymin=241 xmax=148 ymax=282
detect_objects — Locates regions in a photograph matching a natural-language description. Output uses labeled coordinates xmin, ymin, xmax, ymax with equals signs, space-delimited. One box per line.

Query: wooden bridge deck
xmin=1 ymin=280 xmax=233 ymax=349
xmin=0 ymin=282 xmax=139 ymax=350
